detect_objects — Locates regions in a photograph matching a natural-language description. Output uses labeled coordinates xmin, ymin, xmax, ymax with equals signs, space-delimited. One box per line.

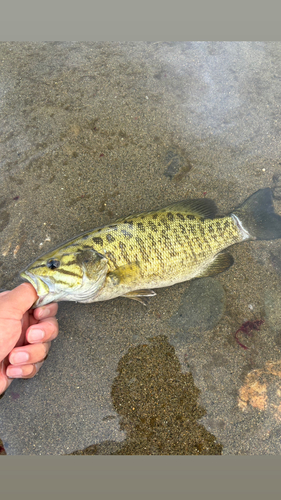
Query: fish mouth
xmin=21 ymin=270 xmax=38 ymax=289
xmin=20 ymin=270 xmax=53 ymax=307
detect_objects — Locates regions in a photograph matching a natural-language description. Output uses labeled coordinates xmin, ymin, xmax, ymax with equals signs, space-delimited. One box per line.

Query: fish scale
xmin=85 ymin=212 xmax=242 ymax=298
xmin=20 ymin=188 xmax=281 ymax=307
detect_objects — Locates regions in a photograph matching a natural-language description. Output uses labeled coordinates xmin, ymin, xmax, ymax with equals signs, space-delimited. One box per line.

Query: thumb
xmin=0 ymin=284 xmax=38 ymax=319
xmin=0 ymin=284 xmax=38 ymax=361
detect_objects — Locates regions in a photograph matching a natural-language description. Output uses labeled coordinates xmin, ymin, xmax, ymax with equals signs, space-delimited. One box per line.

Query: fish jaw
xmin=20 ymin=255 xmax=109 ymax=307
xmin=21 ymin=269 xmax=81 ymax=307
xmin=20 ymin=270 xmax=61 ymax=307
xmin=20 ymin=269 xmax=81 ymax=307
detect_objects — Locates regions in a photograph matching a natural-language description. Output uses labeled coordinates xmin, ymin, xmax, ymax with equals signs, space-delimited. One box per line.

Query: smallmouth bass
xmin=21 ymin=188 xmax=281 ymax=307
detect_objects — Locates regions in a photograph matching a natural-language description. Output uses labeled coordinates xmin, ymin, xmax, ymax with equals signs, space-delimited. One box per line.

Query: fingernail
xmin=38 ymin=308 xmax=50 ymax=319
xmin=12 ymin=352 xmax=29 ymax=363
xmin=28 ymin=329 xmax=44 ymax=341
xmin=8 ymin=367 xmax=23 ymax=377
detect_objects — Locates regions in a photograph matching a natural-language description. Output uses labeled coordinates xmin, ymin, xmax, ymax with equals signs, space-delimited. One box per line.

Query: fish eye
xmin=47 ymin=258 xmax=60 ymax=270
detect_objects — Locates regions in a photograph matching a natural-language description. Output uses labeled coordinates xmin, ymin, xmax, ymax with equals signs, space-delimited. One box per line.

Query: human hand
xmin=0 ymin=283 xmax=59 ymax=395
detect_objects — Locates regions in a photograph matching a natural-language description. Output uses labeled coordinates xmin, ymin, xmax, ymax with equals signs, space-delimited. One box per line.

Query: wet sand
xmin=1 ymin=42 xmax=281 ymax=454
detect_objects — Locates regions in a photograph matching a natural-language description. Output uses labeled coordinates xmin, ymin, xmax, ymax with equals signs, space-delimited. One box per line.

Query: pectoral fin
xmin=107 ymin=262 xmax=142 ymax=287
xmin=107 ymin=263 xmax=156 ymax=304
xmin=122 ymin=289 xmax=157 ymax=305
xmin=197 ymin=252 xmax=234 ymax=278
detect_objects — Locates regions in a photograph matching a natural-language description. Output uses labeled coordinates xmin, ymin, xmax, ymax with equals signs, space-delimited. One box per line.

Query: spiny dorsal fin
xmin=117 ymin=198 xmax=217 ymax=222
xmin=196 ymin=252 xmax=234 ymax=278
xmin=160 ymin=198 xmax=217 ymax=219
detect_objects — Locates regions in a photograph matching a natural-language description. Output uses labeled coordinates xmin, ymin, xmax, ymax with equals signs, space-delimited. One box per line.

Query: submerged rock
xmin=163 ymin=148 xmax=192 ymax=181
xmin=170 ymin=278 xmax=225 ymax=342
xmin=272 ymin=173 xmax=281 ymax=200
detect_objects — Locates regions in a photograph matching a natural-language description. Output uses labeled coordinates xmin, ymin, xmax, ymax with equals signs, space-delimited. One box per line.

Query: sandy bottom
xmin=1 ymin=42 xmax=281 ymax=455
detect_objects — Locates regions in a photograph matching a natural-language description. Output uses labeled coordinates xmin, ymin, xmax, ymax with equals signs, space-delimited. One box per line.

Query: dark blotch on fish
xmin=137 ymin=222 xmax=145 ymax=231
xmin=176 ymin=213 xmax=185 ymax=221
xmin=106 ymin=251 xmax=117 ymax=267
xmin=92 ymin=237 xmax=103 ymax=246
xmin=121 ymin=229 xmax=133 ymax=239
xmin=106 ymin=234 xmax=115 ymax=242
xmin=148 ymin=221 xmax=158 ymax=232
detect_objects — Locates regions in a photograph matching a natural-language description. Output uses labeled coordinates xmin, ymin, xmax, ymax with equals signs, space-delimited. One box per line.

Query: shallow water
xmin=1 ymin=41 xmax=281 ymax=454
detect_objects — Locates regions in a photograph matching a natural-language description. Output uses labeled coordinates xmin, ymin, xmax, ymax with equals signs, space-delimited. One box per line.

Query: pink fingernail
xmin=29 ymin=329 xmax=44 ymax=341
xmin=9 ymin=367 xmax=23 ymax=377
xmin=38 ymin=308 xmax=50 ymax=319
xmin=12 ymin=352 xmax=29 ymax=363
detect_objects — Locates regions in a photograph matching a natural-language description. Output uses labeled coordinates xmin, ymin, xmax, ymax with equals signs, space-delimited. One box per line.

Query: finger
xmin=8 ymin=342 xmax=51 ymax=366
xmin=26 ymin=317 xmax=59 ymax=344
xmin=0 ymin=360 xmax=12 ymax=395
xmin=0 ymin=284 xmax=38 ymax=320
xmin=6 ymin=361 xmax=44 ymax=379
xmin=16 ymin=310 xmax=31 ymax=347
xmin=24 ymin=361 xmax=44 ymax=378
xmin=33 ymin=303 xmax=58 ymax=321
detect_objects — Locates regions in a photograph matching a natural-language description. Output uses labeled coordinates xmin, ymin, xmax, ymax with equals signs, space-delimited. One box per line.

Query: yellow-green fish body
xmin=21 ymin=188 xmax=281 ymax=307
xmin=86 ymin=210 xmax=241 ymax=301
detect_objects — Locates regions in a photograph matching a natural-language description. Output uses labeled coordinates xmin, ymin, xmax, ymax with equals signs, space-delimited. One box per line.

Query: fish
xmin=21 ymin=188 xmax=281 ymax=308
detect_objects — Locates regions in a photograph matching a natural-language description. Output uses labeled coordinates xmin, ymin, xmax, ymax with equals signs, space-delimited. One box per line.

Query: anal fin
xmin=122 ymin=289 xmax=156 ymax=306
xmin=197 ymin=252 xmax=234 ymax=278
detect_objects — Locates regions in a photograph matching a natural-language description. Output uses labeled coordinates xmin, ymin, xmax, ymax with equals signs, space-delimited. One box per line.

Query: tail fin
xmin=232 ymin=188 xmax=281 ymax=240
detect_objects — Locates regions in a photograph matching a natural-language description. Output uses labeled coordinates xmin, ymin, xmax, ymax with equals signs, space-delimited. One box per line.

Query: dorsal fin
xmin=159 ymin=198 xmax=217 ymax=219
xmin=116 ymin=198 xmax=217 ymax=222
